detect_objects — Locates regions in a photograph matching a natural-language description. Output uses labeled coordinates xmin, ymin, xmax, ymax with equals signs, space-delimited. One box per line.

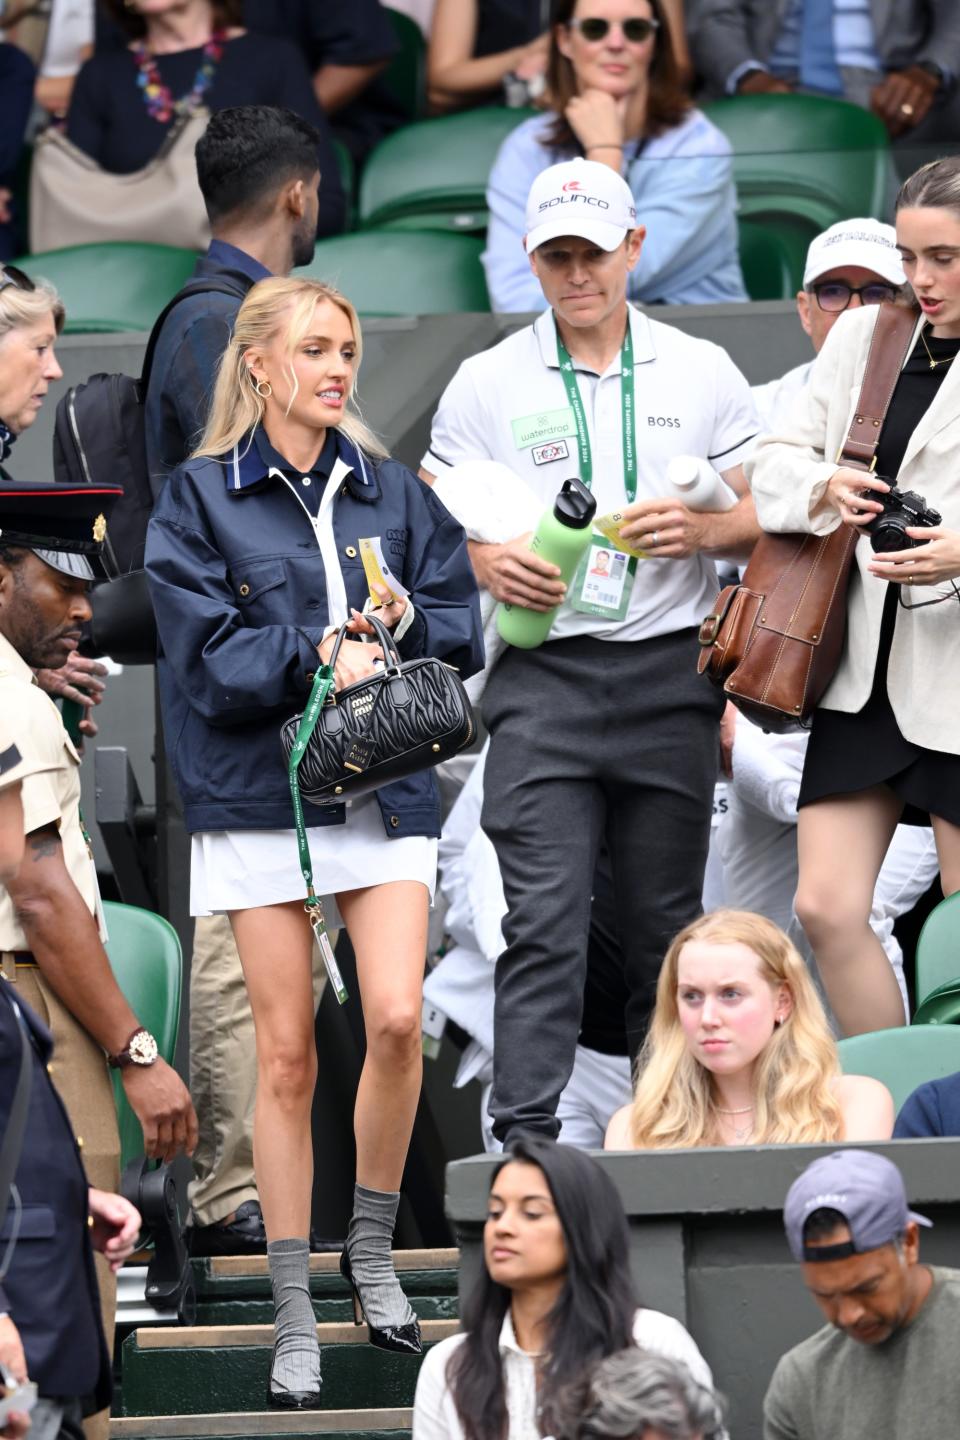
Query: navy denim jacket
xmin=145 ymin=427 xmax=484 ymax=836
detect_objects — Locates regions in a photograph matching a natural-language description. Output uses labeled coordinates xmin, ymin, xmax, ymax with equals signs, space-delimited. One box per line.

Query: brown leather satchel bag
xmin=697 ymin=302 xmax=918 ymax=733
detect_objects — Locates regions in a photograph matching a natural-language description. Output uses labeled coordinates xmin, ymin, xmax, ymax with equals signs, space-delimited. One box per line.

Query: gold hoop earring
xmin=254 ymin=378 xmax=273 ymax=399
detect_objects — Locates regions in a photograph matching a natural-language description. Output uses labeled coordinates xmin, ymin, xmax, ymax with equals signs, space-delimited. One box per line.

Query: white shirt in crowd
xmin=412 ymin=1308 xmax=718 ymax=1440
xmin=423 ymin=304 xmax=758 ymax=645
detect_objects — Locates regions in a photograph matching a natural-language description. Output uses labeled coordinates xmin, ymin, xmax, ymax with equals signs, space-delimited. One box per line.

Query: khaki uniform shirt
xmin=0 ymin=631 xmax=98 ymax=949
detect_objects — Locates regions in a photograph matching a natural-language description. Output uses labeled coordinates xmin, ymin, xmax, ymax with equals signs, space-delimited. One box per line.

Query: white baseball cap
xmin=524 ymin=158 xmax=638 ymax=255
xmin=803 ymin=218 xmax=906 ymax=288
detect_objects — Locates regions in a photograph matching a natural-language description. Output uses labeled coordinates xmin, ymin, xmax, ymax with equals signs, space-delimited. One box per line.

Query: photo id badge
xmin=570 ymin=537 xmax=635 ymax=619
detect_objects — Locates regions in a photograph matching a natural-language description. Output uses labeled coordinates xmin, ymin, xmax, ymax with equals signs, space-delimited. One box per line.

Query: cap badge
xmin=92 ymin=513 xmax=107 ymax=544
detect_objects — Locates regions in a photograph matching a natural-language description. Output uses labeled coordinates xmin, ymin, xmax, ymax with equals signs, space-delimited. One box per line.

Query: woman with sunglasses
xmin=0 ymin=265 xmax=64 ymax=481
xmin=483 ymin=0 xmax=745 ymax=312
xmin=748 ymin=155 xmax=960 ymax=1038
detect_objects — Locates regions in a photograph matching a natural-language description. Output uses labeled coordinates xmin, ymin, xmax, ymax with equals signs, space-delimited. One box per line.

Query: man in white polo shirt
xmin=420 ymin=159 xmax=760 ymax=1145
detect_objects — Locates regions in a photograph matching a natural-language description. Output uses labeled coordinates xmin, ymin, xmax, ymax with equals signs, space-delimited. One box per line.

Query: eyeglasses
xmin=0 ymin=265 xmax=36 ymax=297
xmin=810 ymin=280 xmax=899 ymax=312
xmin=568 ymin=16 xmax=659 ymax=43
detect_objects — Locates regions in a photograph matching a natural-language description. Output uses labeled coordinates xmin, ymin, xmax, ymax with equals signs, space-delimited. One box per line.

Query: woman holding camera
xmin=748 ymin=155 xmax=960 ymax=1037
xmin=146 ymin=276 xmax=482 ymax=1407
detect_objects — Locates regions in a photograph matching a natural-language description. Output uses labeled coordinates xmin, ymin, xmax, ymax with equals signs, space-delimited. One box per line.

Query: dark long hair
xmin=99 ymin=0 xmax=242 ymax=41
xmin=448 ymin=1138 xmax=638 ymax=1440
xmin=543 ymin=0 xmax=691 ymax=151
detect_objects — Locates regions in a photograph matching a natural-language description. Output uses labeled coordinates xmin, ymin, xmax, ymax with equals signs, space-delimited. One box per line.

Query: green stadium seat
xmin=737 ymin=218 xmax=802 ymax=299
xmin=913 ymin=891 xmax=960 ymax=1014
xmin=297 ymin=228 xmax=490 ymax=314
xmin=103 ymin=900 xmax=183 ymax=1169
xmin=703 ymin=93 xmax=893 ymax=234
xmin=383 ymin=7 xmax=427 ymax=121
xmin=838 ymin=1024 xmax=960 ymax=1112
xmin=358 ymin=107 xmax=536 ymax=232
xmin=11 ymin=241 xmax=198 ymax=333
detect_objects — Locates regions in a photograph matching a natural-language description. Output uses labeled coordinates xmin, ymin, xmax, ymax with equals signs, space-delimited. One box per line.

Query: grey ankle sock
xmin=346 ymin=1184 xmax=416 ymax=1330
xmin=267 ymin=1238 xmax=321 ymax=1394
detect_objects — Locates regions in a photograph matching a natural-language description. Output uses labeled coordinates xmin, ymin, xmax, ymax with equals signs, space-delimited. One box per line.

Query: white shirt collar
xmin=534 ymin=303 xmax=657 ymax=374
xmin=498 ymin=1308 xmax=544 ymax=1358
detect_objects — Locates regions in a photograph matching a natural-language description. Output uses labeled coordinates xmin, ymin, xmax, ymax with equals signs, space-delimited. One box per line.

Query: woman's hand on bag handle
xmin=826 ymin=467 xmax=889 ymax=528
xmin=868 ymin=527 xmax=960 ymax=586
xmin=317 ymin=628 xmax=384 ymax=691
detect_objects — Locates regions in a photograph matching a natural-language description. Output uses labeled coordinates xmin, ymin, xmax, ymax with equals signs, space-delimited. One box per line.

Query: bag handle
xmin=325 ymin=611 xmax=403 ymax=675
xmin=837 ymin=303 xmax=920 ymax=472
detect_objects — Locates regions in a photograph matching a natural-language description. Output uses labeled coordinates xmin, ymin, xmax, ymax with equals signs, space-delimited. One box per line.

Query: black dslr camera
xmin=863 ymin=483 xmax=941 ymax=552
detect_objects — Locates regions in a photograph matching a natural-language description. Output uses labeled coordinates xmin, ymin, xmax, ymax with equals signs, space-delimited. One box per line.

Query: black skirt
xmin=798 ymin=584 xmax=960 ymax=825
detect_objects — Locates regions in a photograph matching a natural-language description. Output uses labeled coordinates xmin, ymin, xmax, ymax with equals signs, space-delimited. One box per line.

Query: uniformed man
xmin=421 ymin=159 xmax=760 ymax=1145
xmin=0 ymin=481 xmax=197 ymax=1437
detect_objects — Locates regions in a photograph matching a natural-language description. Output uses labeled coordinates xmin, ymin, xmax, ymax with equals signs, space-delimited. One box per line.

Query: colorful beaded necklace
xmin=132 ymin=28 xmax=227 ymax=124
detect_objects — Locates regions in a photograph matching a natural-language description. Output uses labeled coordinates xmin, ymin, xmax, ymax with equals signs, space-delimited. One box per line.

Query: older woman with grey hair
xmin=566 ymin=1349 xmax=726 ymax=1440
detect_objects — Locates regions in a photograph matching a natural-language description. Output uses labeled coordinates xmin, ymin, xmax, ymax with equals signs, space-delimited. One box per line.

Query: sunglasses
xmin=0 ymin=264 xmax=36 ymax=296
xmin=811 ymin=280 xmax=899 ymax=312
xmin=568 ymin=16 xmax=659 ymax=42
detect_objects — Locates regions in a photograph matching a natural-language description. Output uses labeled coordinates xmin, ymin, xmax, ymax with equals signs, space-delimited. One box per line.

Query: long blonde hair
xmin=194 ymin=276 xmax=387 ymax=461
xmin=629 ymin=910 xmax=843 ymax=1148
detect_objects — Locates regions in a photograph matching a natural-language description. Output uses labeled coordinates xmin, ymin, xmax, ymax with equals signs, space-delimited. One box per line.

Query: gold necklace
xmin=920 ymin=326 xmax=958 ymax=370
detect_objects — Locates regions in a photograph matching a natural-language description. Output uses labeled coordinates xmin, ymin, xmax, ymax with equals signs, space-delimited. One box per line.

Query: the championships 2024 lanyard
xmin=287 ymin=663 xmax=350 ymax=1004
xmin=554 ymin=318 xmax=637 ymax=505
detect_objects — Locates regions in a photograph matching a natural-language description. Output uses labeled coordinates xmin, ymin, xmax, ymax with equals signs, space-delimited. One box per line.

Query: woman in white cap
xmin=483 ymin=0 xmax=745 ymax=311
xmin=748 ymin=155 xmax=960 ymax=1039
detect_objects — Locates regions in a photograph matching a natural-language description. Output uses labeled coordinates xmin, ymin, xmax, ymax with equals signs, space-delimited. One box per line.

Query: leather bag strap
xmin=838 ymin=303 xmax=920 ymax=471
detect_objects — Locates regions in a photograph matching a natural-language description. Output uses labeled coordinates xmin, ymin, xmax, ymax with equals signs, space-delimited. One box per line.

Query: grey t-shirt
xmin=764 ymin=1266 xmax=960 ymax=1439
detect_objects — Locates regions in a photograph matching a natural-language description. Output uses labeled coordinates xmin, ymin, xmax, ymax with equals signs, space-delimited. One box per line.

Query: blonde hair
xmin=194 ymin=276 xmax=387 ymax=461
xmin=629 ymin=910 xmax=843 ymax=1148
xmin=0 ymin=274 xmax=65 ymax=342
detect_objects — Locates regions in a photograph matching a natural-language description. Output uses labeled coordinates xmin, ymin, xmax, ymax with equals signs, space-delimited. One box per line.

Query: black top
xmin=475 ymin=0 xmax=550 ymax=57
xmin=66 ymin=32 xmax=346 ymax=236
xmin=874 ymin=327 xmax=960 ymax=479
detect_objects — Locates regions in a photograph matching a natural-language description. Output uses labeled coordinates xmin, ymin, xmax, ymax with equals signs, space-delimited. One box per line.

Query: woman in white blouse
xmin=412 ymin=1137 xmax=720 ymax=1440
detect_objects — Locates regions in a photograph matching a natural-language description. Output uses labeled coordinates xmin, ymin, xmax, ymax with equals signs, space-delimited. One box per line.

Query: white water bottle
xmin=666 ymin=455 xmax=738 ymax=512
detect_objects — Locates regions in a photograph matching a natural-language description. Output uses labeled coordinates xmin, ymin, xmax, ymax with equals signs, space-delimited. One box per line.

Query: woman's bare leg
xmin=229 ymin=901 xmax=319 ymax=1396
xmin=795 ymin=787 xmax=906 ymax=1035
xmin=931 ymin=814 xmax=960 ymax=897
xmin=338 ymin=879 xmax=428 ymax=1333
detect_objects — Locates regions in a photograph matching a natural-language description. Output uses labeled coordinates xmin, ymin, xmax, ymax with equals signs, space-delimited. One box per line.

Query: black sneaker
xmin=188 ymin=1200 xmax=344 ymax=1256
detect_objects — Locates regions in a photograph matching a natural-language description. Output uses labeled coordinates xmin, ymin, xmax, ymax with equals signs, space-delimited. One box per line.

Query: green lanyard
xmin=554 ymin=318 xmax=637 ymax=503
xmin=287 ymin=663 xmax=349 ymax=1004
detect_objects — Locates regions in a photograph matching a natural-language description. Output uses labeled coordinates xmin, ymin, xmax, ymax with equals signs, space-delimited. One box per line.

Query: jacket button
xmin=341 ymin=485 xmax=348 ymax=497
xmin=305 ymin=671 xmax=315 ymax=683
xmin=87 ymin=1215 xmax=94 ymax=1229
xmin=76 ymin=1136 xmax=84 ymax=1149
xmin=345 ymin=546 xmax=357 ymax=559
xmin=46 ymin=1063 xmax=53 ymax=1075
xmin=390 ymin=815 xmax=400 ymax=828
xmin=239 ymin=583 xmax=250 ymax=597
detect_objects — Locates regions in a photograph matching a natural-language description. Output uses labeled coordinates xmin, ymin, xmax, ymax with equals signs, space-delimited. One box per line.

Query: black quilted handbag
xmin=280 ymin=614 xmax=475 ymax=806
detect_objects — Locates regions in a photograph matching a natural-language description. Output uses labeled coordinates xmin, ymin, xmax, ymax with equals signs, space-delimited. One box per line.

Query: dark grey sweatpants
xmin=481 ymin=627 xmax=724 ymax=1144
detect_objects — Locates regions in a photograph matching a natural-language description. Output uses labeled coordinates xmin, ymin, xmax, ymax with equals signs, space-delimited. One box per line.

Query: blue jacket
xmin=894 ymin=1072 xmax=960 ymax=1139
xmin=145 ymin=427 xmax=484 ymax=836
xmin=0 ymin=984 xmax=110 ymax=1407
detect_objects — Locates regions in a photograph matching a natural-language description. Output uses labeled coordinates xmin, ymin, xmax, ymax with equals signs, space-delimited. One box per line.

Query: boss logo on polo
xmin=648 ymin=415 xmax=681 ymax=427
xmin=532 ymin=440 xmax=570 ymax=465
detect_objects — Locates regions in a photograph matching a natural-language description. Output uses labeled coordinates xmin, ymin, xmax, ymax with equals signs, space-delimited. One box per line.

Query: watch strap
xmin=107 ymin=1026 xmax=156 ymax=1069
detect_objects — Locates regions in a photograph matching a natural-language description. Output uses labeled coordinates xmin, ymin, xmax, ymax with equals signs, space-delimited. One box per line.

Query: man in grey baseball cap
xmin=764 ymin=1149 xmax=960 ymax=1439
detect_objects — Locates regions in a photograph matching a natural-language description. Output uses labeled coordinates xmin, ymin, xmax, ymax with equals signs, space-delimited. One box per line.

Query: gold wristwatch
xmin=107 ymin=1026 xmax=159 ymax=1069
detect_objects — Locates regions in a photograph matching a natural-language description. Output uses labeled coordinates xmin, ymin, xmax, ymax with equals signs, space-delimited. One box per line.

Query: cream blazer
xmin=745 ymin=304 xmax=960 ymax=754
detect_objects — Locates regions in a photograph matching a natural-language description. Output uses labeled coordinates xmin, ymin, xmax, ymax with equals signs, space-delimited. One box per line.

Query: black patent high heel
xmin=339 ymin=1247 xmax=423 ymax=1355
xmin=266 ymin=1342 xmax=324 ymax=1410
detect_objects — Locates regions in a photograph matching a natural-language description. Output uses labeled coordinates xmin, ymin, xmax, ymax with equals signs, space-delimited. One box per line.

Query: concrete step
xmin=121 ymin=1321 xmax=458 ymax=1417
xmin=111 ymin=1407 xmax=411 ymax=1440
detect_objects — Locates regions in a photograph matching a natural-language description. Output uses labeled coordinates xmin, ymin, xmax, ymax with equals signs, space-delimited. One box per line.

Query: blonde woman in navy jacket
xmin=146 ymin=276 xmax=482 ymax=1409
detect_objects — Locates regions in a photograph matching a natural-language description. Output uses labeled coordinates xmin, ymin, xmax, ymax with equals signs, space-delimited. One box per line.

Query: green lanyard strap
xmin=287 ymin=663 xmax=349 ymax=1004
xmin=555 ymin=318 xmax=637 ymax=503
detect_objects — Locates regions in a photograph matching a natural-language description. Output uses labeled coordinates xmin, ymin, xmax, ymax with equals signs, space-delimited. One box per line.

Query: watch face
xmin=130 ymin=1030 xmax=159 ymax=1065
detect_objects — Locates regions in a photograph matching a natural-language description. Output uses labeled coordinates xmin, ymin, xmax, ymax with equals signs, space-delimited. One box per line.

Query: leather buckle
xmin=698 ymin=614 xmax=722 ymax=645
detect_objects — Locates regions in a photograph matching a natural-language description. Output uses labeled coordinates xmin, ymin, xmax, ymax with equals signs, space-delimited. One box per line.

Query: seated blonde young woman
xmin=605 ymin=910 xmax=894 ymax=1151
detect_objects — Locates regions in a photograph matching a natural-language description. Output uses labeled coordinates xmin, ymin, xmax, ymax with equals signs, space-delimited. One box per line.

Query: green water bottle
xmin=496 ymin=477 xmax=597 ymax=650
